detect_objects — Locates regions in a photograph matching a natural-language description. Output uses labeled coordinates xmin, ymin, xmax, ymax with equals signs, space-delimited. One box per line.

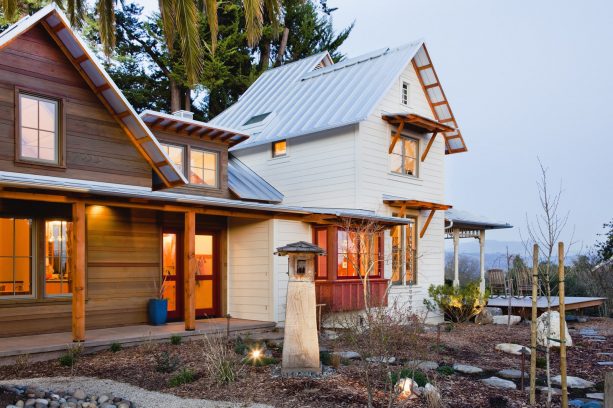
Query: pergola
xmin=445 ymin=209 xmax=512 ymax=293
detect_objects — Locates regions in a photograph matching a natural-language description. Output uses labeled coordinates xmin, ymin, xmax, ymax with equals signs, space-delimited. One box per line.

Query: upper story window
xmin=190 ymin=148 xmax=218 ymax=188
xmin=161 ymin=143 xmax=185 ymax=174
xmin=18 ymin=93 xmax=61 ymax=165
xmin=401 ymin=81 xmax=410 ymax=106
xmin=390 ymin=134 xmax=419 ymax=177
xmin=272 ymin=140 xmax=287 ymax=158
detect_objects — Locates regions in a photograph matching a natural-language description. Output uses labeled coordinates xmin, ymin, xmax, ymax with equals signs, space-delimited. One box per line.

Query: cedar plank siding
xmin=151 ymin=128 xmax=232 ymax=199
xmin=0 ymin=24 xmax=151 ymax=187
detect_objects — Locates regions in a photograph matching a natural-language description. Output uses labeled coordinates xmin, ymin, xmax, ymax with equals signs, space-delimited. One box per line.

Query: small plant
xmin=110 ymin=342 xmax=122 ymax=353
xmin=170 ymin=335 xmax=182 ymax=345
xmin=202 ymin=334 xmax=244 ymax=385
xmin=390 ymin=368 xmax=428 ymax=387
xmin=168 ymin=368 xmax=195 ymax=387
xmin=233 ymin=337 xmax=248 ymax=355
xmin=424 ymin=282 xmax=490 ymax=323
xmin=320 ymin=350 xmax=332 ymax=366
xmin=155 ymin=351 xmax=181 ymax=373
xmin=13 ymin=353 xmax=29 ymax=376
xmin=436 ymin=365 xmax=454 ymax=376
xmin=536 ymin=356 xmax=547 ymax=369
xmin=59 ymin=343 xmax=83 ymax=368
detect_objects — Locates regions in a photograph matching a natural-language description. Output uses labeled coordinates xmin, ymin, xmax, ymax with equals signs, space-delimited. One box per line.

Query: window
xmin=314 ymin=228 xmax=328 ymax=279
xmin=161 ymin=143 xmax=185 ymax=174
xmin=391 ymin=216 xmax=418 ymax=285
xmin=272 ymin=140 xmax=287 ymax=158
xmin=0 ymin=218 xmax=33 ymax=298
xmin=45 ymin=220 xmax=72 ymax=296
xmin=18 ymin=93 xmax=60 ymax=165
xmin=190 ymin=149 xmax=218 ymax=187
xmin=401 ymin=81 xmax=410 ymax=106
xmin=390 ymin=134 xmax=418 ymax=176
xmin=337 ymin=229 xmax=382 ymax=278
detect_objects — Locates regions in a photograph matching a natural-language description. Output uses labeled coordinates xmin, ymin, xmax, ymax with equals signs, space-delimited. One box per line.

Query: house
xmin=0 ymin=5 xmax=410 ymax=340
xmin=210 ymin=41 xmax=467 ymax=319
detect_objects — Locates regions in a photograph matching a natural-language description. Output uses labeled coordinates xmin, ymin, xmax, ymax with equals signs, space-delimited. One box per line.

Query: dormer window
xmin=190 ymin=148 xmax=218 ymax=188
xmin=272 ymin=140 xmax=287 ymax=158
xmin=160 ymin=143 xmax=185 ymax=174
xmin=18 ymin=92 xmax=62 ymax=166
xmin=401 ymin=81 xmax=410 ymax=106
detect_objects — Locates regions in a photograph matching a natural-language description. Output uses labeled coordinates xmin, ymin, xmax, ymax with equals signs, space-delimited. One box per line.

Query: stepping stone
xmin=481 ymin=376 xmax=517 ymax=389
xmin=407 ymin=360 xmax=439 ymax=370
xmin=366 ymin=356 xmax=396 ymax=364
xmin=333 ymin=351 xmax=360 ymax=360
xmin=493 ymin=315 xmax=521 ymax=325
xmin=453 ymin=363 xmax=483 ymax=374
xmin=586 ymin=393 xmax=604 ymax=400
xmin=495 ymin=343 xmax=531 ymax=355
xmin=582 ymin=402 xmax=603 ymax=408
xmin=535 ymin=386 xmax=564 ymax=395
xmin=552 ymin=375 xmax=595 ymax=389
xmin=497 ymin=369 xmax=528 ymax=379
xmin=596 ymin=361 xmax=613 ymax=366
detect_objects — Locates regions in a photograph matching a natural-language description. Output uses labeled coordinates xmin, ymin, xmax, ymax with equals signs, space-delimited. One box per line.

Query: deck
xmin=0 ymin=318 xmax=276 ymax=366
xmin=487 ymin=296 xmax=606 ymax=315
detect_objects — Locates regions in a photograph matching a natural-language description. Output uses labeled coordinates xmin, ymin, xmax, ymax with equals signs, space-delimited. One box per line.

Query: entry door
xmin=162 ymin=231 xmax=183 ymax=321
xmin=194 ymin=232 xmax=220 ymax=317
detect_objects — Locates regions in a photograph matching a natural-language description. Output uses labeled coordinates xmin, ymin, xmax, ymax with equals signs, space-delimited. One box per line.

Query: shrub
xmin=233 ymin=338 xmax=248 ymax=355
xmin=155 ymin=351 xmax=181 ymax=373
xmin=536 ymin=356 xmax=546 ymax=369
xmin=436 ymin=365 xmax=454 ymax=376
xmin=168 ymin=368 xmax=195 ymax=387
xmin=320 ymin=350 xmax=332 ymax=366
xmin=423 ymin=282 xmax=489 ymax=323
xmin=170 ymin=335 xmax=182 ymax=345
xmin=390 ymin=368 xmax=428 ymax=387
xmin=202 ymin=335 xmax=244 ymax=384
xmin=110 ymin=342 xmax=122 ymax=353
xmin=58 ymin=353 xmax=76 ymax=367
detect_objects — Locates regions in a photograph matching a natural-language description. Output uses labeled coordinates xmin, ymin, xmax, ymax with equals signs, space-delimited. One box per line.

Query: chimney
xmin=172 ymin=110 xmax=194 ymax=120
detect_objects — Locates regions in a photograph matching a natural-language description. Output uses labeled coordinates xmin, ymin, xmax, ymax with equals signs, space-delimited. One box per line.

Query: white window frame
xmin=189 ymin=148 xmax=219 ymax=189
xmin=401 ymin=80 xmax=411 ymax=107
xmin=18 ymin=92 xmax=61 ymax=166
xmin=391 ymin=215 xmax=418 ymax=286
xmin=390 ymin=133 xmax=419 ymax=178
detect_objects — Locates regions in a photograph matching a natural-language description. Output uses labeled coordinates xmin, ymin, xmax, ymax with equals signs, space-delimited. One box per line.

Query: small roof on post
xmin=275 ymin=241 xmax=325 ymax=256
xmin=445 ymin=208 xmax=512 ymax=231
xmin=382 ymin=113 xmax=455 ymax=134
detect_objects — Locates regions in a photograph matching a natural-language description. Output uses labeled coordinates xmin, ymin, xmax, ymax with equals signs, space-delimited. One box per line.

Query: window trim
xmin=160 ymin=142 xmax=186 ymax=176
xmin=401 ymin=80 xmax=411 ymax=106
xmin=0 ymin=216 xmax=36 ymax=300
xmin=189 ymin=147 xmax=220 ymax=189
xmin=336 ymin=228 xmax=384 ymax=279
xmin=272 ymin=139 xmax=288 ymax=158
xmin=14 ymin=87 xmax=66 ymax=169
xmin=43 ymin=219 xmax=73 ymax=299
xmin=391 ymin=214 xmax=418 ymax=286
xmin=390 ymin=132 xmax=419 ymax=178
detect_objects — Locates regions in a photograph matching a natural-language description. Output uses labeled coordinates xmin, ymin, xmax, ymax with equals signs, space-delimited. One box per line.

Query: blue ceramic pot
xmin=148 ymin=298 xmax=168 ymax=325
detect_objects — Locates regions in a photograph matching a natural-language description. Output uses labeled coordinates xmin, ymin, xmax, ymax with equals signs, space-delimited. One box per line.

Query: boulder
xmin=495 ymin=343 xmax=531 ymax=356
xmin=537 ymin=311 xmax=573 ymax=348
xmin=423 ymin=383 xmax=441 ymax=402
xmin=453 ymin=363 xmax=483 ymax=374
xmin=493 ymin=315 xmax=521 ymax=325
xmin=486 ymin=307 xmax=503 ymax=316
xmin=72 ymin=390 xmax=86 ymax=401
xmin=552 ymin=375 xmax=595 ymax=389
xmin=475 ymin=309 xmax=493 ymax=325
xmin=481 ymin=376 xmax=517 ymax=389
xmin=396 ymin=378 xmax=416 ymax=396
xmin=497 ymin=369 xmax=528 ymax=379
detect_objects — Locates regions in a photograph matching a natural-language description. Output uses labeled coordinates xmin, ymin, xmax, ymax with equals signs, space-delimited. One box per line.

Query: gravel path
xmin=0 ymin=377 xmax=273 ymax=408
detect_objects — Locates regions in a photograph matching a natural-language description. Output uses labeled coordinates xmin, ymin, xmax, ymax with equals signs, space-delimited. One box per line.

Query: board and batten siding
xmin=272 ymin=219 xmax=312 ymax=324
xmin=232 ymin=126 xmax=359 ymax=208
xmin=0 ymin=24 xmax=152 ymax=187
xmin=227 ymin=217 xmax=275 ymax=321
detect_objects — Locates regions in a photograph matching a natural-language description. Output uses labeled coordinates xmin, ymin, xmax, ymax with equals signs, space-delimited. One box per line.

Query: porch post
xmin=326 ymin=225 xmax=337 ymax=280
xmin=71 ymin=201 xmax=86 ymax=342
xmin=479 ymin=230 xmax=486 ymax=294
xmin=452 ymin=228 xmax=460 ymax=288
xmin=184 ymin=211 xmax=196 ymax=330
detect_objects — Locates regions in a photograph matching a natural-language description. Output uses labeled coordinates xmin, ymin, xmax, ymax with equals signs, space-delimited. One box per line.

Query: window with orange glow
xmin=314 ymin=228 xmax=328 ymax=279
xmin=337 ymin=230 xmax=382 ymax=278
xmin=272 ymin=140 xmax=287 ymax=158
xmin=0 ymin=217 xmax=33 ymax=298
xmin=45 ymin=220 xmax=72 ymax=296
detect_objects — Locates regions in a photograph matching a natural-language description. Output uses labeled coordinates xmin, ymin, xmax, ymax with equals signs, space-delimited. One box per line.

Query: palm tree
xmin=1 ymin=0 xmax=281 ymax=87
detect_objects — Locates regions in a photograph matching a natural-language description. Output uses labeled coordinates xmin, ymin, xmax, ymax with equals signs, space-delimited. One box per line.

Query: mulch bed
xmin=0 ymin=318 xmax=611 ymax=408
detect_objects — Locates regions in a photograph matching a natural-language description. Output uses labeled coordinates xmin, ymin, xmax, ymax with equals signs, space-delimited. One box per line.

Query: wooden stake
xmin=559 ymin=242 xmax=568 ymax=408
xmin=184 ymin=211 xmax=196 ymax=331
xmin=530 ymin=244 xmax=539 ymax=405
xmin=71 ymin=202 xmax=86 ymax=342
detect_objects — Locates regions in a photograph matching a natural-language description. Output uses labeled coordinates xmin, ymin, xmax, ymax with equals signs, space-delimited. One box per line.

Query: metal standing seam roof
xmin=210 ymin=42 xmax=425 ymax=150
xmin=0 ymin=5 xmax=187 ymax=188
xmin=445 ymin=208 xmax=512 ymax=230
xmin=0 ymin=171 xmax=411 ymax=225
xmin=227 ymin=155 xmax=284 ymax=203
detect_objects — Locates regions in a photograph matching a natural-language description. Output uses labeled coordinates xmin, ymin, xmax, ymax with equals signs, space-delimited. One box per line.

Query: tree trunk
xmin=274 ymin=27 xmax=290 ymax=67
xmin=258 ymin=41 xmax=271 ymax=72
xmin=184 ymin=88 xmax=191 ymax=112
xmin=170 ymin=78 xmax=181 ymax=112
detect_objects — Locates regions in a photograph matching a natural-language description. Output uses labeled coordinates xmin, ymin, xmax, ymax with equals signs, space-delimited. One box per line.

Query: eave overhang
xmin=384 ymin=197 xmax=452 ymax=238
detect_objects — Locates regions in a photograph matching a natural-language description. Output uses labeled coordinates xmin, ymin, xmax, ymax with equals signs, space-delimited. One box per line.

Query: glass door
xmin=194 ymin=232 xmax=219 ymax=317
xmin=162 ymin=232 xmax=183 ymax=320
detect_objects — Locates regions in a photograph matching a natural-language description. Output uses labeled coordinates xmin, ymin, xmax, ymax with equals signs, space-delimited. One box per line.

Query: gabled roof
xmin=228 ymin=155 xmax=284 ymax=203
xmin=210 ymin=41 xmax=466 ymax=154
xmin=0 ymin=5 xmax=187 ymax=188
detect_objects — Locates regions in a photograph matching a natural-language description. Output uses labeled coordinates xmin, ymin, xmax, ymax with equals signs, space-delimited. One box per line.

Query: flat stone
xmin=35 ymin=399 xmax=49 ymax=406
xmin=408 ymin=360 xmax=439 ymax=370
xmin=495 ymin=343 xmax=531 ymax=355
xmin=596 ymin=361 xmax=613 ymax=366
xmin=497 ymin=369 xmax=528 ymax=379
xmin=453 ymin=363 xmax=483 ymax=374
xmin=98 ymin=396 xmax=109 ymax=404
xmin=552 ymin=375 xmax=595 ymax=389
xmin=493 ymin=315 xmax=521 ymax=325
xmin=333 ymin=351 xmax=360 ymax=360
xmin=586 ymin=393 xmax=604 ymax=400
xmin=481 ymin=376 xmax=517 ymax=389
xmin=535 ymin=386 xmax=563 ymax=395
xmin=366 ymin=356 xmax=396 ymax=364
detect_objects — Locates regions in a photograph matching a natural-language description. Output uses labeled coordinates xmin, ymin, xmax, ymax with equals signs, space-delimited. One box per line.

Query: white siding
xmin=272 ymin=220 xmax=312 ymax=324
xmin=232 ymin=126 xmax=359 ymax=208
xmin=227 ymin=217 xmax=275 ymax=321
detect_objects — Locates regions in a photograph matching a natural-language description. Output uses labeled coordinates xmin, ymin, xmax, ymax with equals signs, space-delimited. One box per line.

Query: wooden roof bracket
xmin=421 ymin=131 xmax=438 ymax=162
xmin=388 ymin=120 xmax=405 ymax=154
xmin=420 ymin=209 xmax=436 ymax=238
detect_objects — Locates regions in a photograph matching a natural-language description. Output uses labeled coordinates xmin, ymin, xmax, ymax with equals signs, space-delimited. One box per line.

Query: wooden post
xmin=559 ymin=242 xmax=568 ymax=408
xmin=605 ymin=371 xmax=612 ymax=408
xmin=452 ymin=228 xmax=460 ymax=288
xmin=479 ymin=230 xmax=486 ymax=294
xmin=184 ymin=211 xmax=196 ymax=331
xmin=530 ymin=244 xmax=539 ymax=405
xmin=71 ymin=202 xmax=86 ymax=342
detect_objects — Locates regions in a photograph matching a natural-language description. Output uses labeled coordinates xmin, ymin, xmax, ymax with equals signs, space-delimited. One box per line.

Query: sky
xmin=137 ymin=0 xmax=612 ymax=250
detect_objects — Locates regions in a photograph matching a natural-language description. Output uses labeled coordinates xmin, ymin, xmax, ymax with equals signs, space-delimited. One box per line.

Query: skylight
xmin=243 ymin=112 xmax=271 ymax=126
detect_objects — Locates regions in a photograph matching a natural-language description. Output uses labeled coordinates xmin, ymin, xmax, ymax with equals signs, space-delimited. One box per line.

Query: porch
xmin=0 ymin=318 xmax=275 ymax=366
